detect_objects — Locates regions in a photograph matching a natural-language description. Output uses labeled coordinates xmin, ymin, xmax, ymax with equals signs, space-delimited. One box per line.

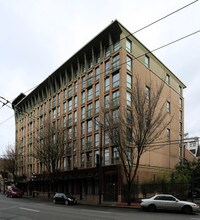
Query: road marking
xmin=81 ymin=209 xmax=110 ymax=214
xmin=20 ymin=207 xmax=40 ymax=213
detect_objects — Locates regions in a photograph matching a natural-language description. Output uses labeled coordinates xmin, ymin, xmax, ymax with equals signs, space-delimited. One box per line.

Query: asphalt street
xmin=0 ymin=194 xmax=199 ymax=220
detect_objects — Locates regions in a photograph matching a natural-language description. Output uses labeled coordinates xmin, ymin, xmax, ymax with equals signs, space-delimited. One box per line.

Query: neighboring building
xmin=12 ymin=20 xmax=185 ymax=202
xmin=185 ymin=137 xmax=200 ymax=158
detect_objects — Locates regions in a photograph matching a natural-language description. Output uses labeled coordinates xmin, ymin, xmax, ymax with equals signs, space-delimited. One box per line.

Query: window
xmin=127 ymin=73 xmax=132 ymax=89
xmin=88 ymin=71 xmax=93 ymax=87
xmin=87 ymin=88 xmax=93 ymax=100
xmin=87 ymin=120 xmax=92 ymax=133
xmin=81 ymin=153 xmax=85 ymax=168
xmin=105 ymin=45 xmax=110 ymax=57
xmin=127 ymin=127 xmax=132 ymax=142
xmin=95 ymin=100 xmax=99 ymax=113
xmin=95 ymin=133 xmax=99 ymax=148
xmin=87 ymin=103 xmax=92 ymax=118
xmin=126 ymin=38 xmax=132 ymax=53
xmin=74 ymin=81 xmax=78 ymax=93
xmin=87 ymin=136 xmax=92 ymax=150
xmin=95 ymin=67 xmax=100 ymax=80
xmin=81 ymin=107 xmax=85 ymax=120
xmin=179 ymin=110 xmax=182 ymax=121
xmin=82 ymin=76 xmax=86 ymax=89
xmin=53 ymin=108 xmax=56 ymax=119
xmin=64 ymin=89 xmax=67 ymax=100
xmin=81 ymin=91 xmax=85 ymax=104
xmin=96 ymin=52 xmax=100 ymax=63
xmin=68 ymin=99 xmax=72 ymax=111
xmin=95 ymin=83 xmax=99 ymax=97
xmin=57 ymin=106 xmax=60 ymax=117
xmin=68 ymin=113 xmax=72 ymax=126
xmin=74 ymin=125 xmax=77 ymax=137
xmin=104 ymin=132 xmax=109 ymax=145
xmin=74 ymin=96 xmax=77 ymax=108
xmin=166 ymin=101 xmax=170 ymax=113
xmin=81 ymin=138 xmax=85 ymax=151
xmin=81 ymin=122 xmax=85 ymax=135
xmin=126 ymin=56 xmax=132 ymax=71
xmin=73 ymin=155 xmax=77 ymax=168
xmin=95 ymin=116 xmax=99 ymax=131
xmin=145 ymin=86 xmax=150 ymax=99
xmin=113 ymin=108 xmax=119 ymax=123
xmin=166 ymin=74 xmax=170 ymax=85
xmin=87 ymin=152 xmax=92 ymax=168
xmin=89 ymin=57 xmax=93 ymax=68
xmin=113 ymin=40 xmax=120 ymax=52
xmin=68 ymin=86 xmax=72 ymax=98
xmin=105 ymin=77 xmax=110 ymax=92
xmin=179 ymin=122 xmax=182 ymax=133
xmin=104 ymin=95 xmax=110 ymax=109
xmin=112 ymin=54 xmax=120 ymax=71
xmin=126 ymin=91 xmax=132 ymax=106
xmin=104 ymin=148 xmax=109 ymax=165
xmin=112 ymin=72 xmax=120 ymax=87
xmin=127 ymin=109 xmax=132 ymax=124
xmin=112 ymin=90 xmax=120 ymax=107
xmin=112 ymin=147 xmax=119 ymax=164
xmin=74 ymin=111 xmax=77 ymax=123
xmin=63 ymin=157 xmax=66 ymax=170
xmin=179 ymin=98 xmax=182 ymax=109
xmin=179 ymin=86 xmax=182 ymax=95
xmin=105 ymin=60 xmax=110 ymax=75
xmin=167 ymin=128 xmax=170 ymax=141
xmin=145 ymin=55 xmax=150 ymax=68
xmin=63 ymin=116 xmax=67 ymax=128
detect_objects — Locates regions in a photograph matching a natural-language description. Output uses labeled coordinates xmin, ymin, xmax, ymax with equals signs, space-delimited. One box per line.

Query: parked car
xmin=140 ymin=194 xmax=199 ymax=214
xmin=6 ymin=187 xmax=23 ymax=198
xmin=53 ymin=193 xmax=77 ymax=205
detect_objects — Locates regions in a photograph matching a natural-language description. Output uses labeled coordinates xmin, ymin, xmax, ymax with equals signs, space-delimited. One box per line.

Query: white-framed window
xmin=126 ymin=38 xmax=132 ymax=53
xmin=179 ymin=98 xmax=182 ymax=109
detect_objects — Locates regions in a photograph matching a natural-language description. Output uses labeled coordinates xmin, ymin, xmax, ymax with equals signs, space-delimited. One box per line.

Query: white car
xmin=140 ymin=194 xmax=199 ymax=214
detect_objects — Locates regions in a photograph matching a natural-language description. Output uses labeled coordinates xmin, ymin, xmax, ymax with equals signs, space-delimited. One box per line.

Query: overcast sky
xmin=0 ymin=0 xmax=200 ymax=155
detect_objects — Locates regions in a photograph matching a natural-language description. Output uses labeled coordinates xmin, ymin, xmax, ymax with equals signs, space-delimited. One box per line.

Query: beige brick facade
xmin=12 ymin=20 xmax=185 ymax=202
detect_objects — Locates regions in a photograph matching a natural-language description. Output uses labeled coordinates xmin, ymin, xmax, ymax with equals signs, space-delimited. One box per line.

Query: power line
xmin=0 ymin=28 xmax=200 ymax=126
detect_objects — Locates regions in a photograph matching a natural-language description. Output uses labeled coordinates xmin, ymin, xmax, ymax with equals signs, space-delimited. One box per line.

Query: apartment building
xmin=12 ymin=20 xmax=185 ymax=202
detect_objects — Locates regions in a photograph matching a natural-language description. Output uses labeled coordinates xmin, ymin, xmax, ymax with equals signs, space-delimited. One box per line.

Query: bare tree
xmin=2 ymin=145 xmax=20 ymax=180
xmin=32 ymin=118 xmax=66 ymax=192
xmin=103 ymin=77 xmax=172 ymax=205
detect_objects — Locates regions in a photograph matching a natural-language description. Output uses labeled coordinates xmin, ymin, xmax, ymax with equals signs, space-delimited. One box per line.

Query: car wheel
xmin=10 ymin=195 xmax=13 ymax=198
xmin=148 ymin=204 xmax=156 ymax=212
xmin=53 ymin=199 xmax=56 ymax=204
xmin=65 ymin=200 xmax=69 ymax=205
xmin=182 ymin=205 xmax=192 ymax=214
